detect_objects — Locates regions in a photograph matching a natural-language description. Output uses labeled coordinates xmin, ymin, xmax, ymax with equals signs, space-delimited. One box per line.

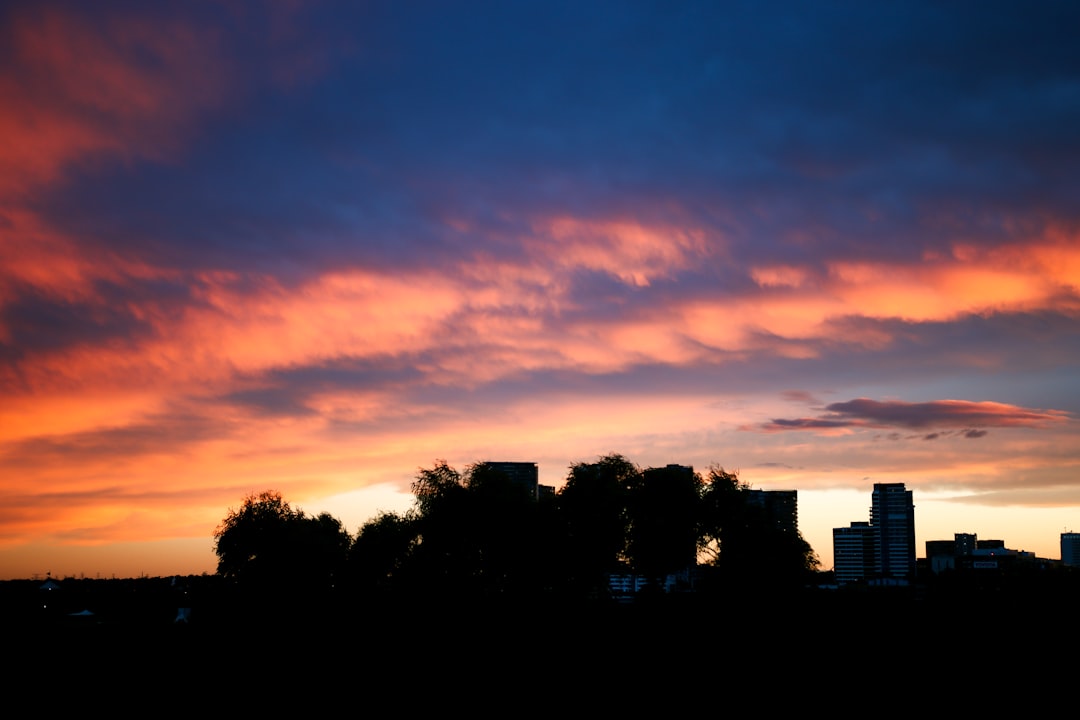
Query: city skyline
xmin=5 ymin=456 xmax=1076 ymax=581
xmin=1 ymin=1 xmax=1079 ymax=580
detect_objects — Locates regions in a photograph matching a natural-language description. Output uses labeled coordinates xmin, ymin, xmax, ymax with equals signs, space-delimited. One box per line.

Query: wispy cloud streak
xmin=755 ymin=399 xmax=1071 ymax=435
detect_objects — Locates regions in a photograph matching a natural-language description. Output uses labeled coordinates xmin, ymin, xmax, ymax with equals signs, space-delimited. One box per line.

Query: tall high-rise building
xmin=1062 ymin=532 xmax=1080 ymax=567
xmin=870 ymin=483 xmax=916 ymax=581
xmin=832 ymin=482 xmax=916 ymax=585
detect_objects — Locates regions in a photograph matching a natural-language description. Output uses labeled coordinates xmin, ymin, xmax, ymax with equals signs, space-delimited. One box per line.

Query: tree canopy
xmin=555 ymin=454 xmax=638 ymax=591
xmin=215 ymin=456 xmax=821 ymax=605
xmin=213 ymin=490 xmax=350 ymax=594
xmin=698 ymin=467 xmax=820 ymax=590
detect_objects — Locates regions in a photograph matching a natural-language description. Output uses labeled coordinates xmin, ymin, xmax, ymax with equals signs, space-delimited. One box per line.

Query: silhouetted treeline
xmin=211 ymin=454 xmax=819 ymax=609
xmin=11 ymin=454 xmax=1080 ymax=644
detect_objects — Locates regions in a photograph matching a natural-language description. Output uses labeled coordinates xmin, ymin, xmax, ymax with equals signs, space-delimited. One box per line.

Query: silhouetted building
xmin=482 ymin=461 xmax=550 ymax=501
xmin=833 ymin=522 xmax=874 ymax=585
xmin=925 ymin=532 xmax=1039 ymax=574
xmin=746 ymin=489 xmax=799 ymax=534
xmin=967 ymin=544 xmax=1034 ymax=568
xmin=871 ymin=483 xmax=916 ymax=582
xmin=1061 ymin=533 xmax=1080 ymax=567
xmin=926 ymin=540 xmax=957 ymax=574
xmin=926 ymin=533 xmax=979 ymax=573
xmin=832 ymin=483 xmax=916 ymax=585
xmin=644 ymin=463 xmax=696 ymax=480
xmin=607 ymin=566 xmax=698 ymax=601
xmin=954 ymin=532 xmax=977 ymax=556
xmin=926 ymin=540 xmax=954 ymax=557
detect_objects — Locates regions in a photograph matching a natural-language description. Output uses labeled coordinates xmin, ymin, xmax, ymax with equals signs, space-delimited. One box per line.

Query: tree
xmin=348 ymin=510 xmax=418 ymax=593
xmin=697 ymin=466 xmax=748 ymax=565
xmin=403 ymin=460 xmax=552 ymax=598
xmin=461 ymin=461 xmax=548 ymax=593
xmin=625 ymin=464 xmax=702 ymax=584
xmin=697 ymin=467 xmax=820 ymax=591
xmin=213 ymin=490 xmax=350 ymax=595
xmin=298 ymin=511 xmax=353 ymax=590
xmin=411 ymin=459 xmax=466 ymax=516
xmin=555 ymin=454 xmax=639 ymax=593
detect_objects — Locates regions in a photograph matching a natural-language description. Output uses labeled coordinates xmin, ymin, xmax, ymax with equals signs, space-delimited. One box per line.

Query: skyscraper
xmin=833 ymin=482 xmax=916 ymax=585
xmin=1062 ymin=532 xmax=1080 ymax=567
xmin=870 ymin=482 xmax=916 ymax=581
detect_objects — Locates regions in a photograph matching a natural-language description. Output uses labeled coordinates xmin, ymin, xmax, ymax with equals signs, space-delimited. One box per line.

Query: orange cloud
xmin=827 ymin=235 xmax=1080 ymax=322
xmin=9 ymin=222 xmax=1077 ymax=453
xmin=707 ymin=232 xmax=1080 ymax=355
xmin=528 ymin=216 xmax=714 ymax=287
xmin=750 ymin=265 xmax=812 ymax=289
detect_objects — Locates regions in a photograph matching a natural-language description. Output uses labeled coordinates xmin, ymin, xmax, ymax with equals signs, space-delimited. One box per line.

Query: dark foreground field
xmin=9 ymin=579 xmax=1077 ymax=709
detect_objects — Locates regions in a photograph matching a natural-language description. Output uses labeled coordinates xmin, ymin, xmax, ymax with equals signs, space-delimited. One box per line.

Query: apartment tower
xmin=1062 ymin=532 xmax=1080 ymax=567
xmin=871 ymin=482 xmax=916 ymax=581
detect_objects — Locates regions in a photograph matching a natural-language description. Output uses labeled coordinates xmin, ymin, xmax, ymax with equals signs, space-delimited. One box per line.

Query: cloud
xmin=754 ymin=398 xmax=1070 ymax=435
xmin=0 ymin=3 xmax=237 ymax=195
xmin=827 ymin=398 xmax=1070 ymax=429
xmin=761 ymin=418 xmax=854 ymax=431
xmin=780 ymin=390 xmax=820 ymax=405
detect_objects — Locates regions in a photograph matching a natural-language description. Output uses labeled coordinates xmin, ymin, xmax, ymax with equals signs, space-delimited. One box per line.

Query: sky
xmin=2 ymin=0 xmax=1079 ymax=580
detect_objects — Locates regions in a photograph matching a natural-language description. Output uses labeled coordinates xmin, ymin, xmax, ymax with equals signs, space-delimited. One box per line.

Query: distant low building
xmin=481 ymin=461 xmax=555 ymax=501
xmin=746 ymin=489 xmax=799 ymax=535
xmin=925 ymin=539 xmax=957 ymax=574
xmin=607 ymin=567 xmax=697 ymax=601
xmin=833 ymin=522 xmax=874 ymax=585
xmin=924 ymin=532 xmax=1040 ymax=574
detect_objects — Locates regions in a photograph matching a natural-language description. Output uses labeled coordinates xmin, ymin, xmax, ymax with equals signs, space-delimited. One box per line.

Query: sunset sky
xmin=2 ymin=0 xmax=1079 ymax=580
